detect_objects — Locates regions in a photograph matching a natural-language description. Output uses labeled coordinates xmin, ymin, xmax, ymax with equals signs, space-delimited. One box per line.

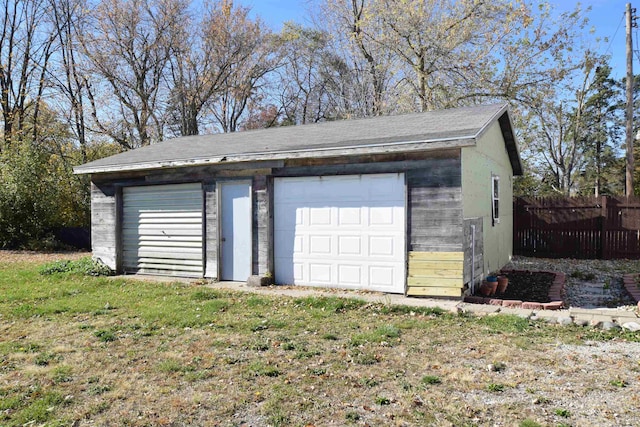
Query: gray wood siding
xmin=252 ymin=176 xmax=271 ymax=275
xmin=407 ymin=156 xmax=463 ymax=253
xmin=91 ymin=182 xmax=118 ymax=270
xmin=463 ymin=217 xmax=484 ymax=291
xmin=203 ymin=181 xmax=218 ymax=279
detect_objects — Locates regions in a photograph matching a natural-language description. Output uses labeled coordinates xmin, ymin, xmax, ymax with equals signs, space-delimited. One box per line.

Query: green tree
xmin=577 ymin=65 xmax=623 ymax=196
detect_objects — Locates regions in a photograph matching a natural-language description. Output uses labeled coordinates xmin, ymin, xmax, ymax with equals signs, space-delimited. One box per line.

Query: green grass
xmin=1 ymin=254 xmax=640 ymax=426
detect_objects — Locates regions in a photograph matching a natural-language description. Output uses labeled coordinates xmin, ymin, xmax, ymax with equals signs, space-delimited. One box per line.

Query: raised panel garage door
xmin=122 ymin=183 xmax=203 ymax=277
xmin=274 ymin=174 xmax=405 ymax=293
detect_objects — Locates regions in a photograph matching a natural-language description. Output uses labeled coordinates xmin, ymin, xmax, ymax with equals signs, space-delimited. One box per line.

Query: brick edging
xmin=463 ymin=270 xmax=565 ymax=311
xmin=622 ymin=274 xmax=640 ymax=311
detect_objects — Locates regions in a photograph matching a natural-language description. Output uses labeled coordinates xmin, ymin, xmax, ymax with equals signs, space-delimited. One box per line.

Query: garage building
xmin=74 ymin=103 xmax=522 ymax=297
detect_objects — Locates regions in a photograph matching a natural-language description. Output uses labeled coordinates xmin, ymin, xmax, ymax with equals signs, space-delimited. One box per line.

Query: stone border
xmin=462 ymin=270 xmax=565 ymax=310
xmin=622 ymin=273 xmax=640 ymax=311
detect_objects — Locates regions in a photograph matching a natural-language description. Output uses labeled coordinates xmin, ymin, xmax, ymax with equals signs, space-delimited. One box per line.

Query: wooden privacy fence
xmin=514 ymin=196 xmax=640 ymax=259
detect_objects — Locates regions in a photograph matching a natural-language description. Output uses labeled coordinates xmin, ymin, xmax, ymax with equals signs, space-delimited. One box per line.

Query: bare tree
xmin=0 ymin=0 xmax=58 ymax=148
xmin=81 ymin=0 xmax=187 ymax=148
xmin=276 ymin=23 xmax=351 ymax=125
xmin=48 ymin=0 xmax=91 ymax=162
xmin=205 ymin=1 xmax=278 ymax=133
xmin=321 ymin=0 xmax=396 ymax=116
xmin=166 ymin=0 xmax=270 ymax=136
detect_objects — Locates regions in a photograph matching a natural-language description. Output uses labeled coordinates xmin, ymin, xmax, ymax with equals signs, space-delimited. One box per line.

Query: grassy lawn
xmin=1 ymin=254 xmax=639 ymax=426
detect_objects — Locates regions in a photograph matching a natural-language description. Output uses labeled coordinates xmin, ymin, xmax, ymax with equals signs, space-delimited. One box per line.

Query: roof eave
xmin=73 ymin=137 xmax=477 ymax=175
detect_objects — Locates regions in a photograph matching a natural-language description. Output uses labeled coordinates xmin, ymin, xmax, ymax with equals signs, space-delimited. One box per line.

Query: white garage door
xmin=122 ymin=183 xmax=203 ymax=277
xmin=274 ymin=174 xmax=405 ymax=293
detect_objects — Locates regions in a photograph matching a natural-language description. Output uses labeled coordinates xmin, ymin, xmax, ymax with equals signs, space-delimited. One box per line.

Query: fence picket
xmin=513 ymin=196 xmax=640 ymax=259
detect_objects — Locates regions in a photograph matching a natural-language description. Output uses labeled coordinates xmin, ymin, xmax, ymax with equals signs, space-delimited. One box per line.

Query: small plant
xmin=322 ymin=333 xmax=339 ymax=341
xmin=40 ymin=257 xmax=113 ymax=276
xmin=345 ymin=411 xmax=360 ymax=422
xmin=375 ymin=396 xmax=391 ymax=405
xmin=519 ymin=420 xmax=542 ymax=427
xmin=191 ymin=290 xmax=222 ymax=301
xmin=281 ymin=341 xmax=296 ymax=351
xmin=554 ymin=408 xmax=571 ymax=417
xmin=610 ymin=378 xmax=628 ymax=387
xmin=248 ymin=361 xmax=281 ymax=377
xmin=353 ymin=352 xmax=380 ymax=365
xmin=360 ymin=377 xmax=379 ymax=387
xmin=34 ymin=352 xmax=57 ymax=366
xmin=421 ymin=375 xmax=442 ymax=385
xmin=570 ymin=270 xmax=596 ymax=281
xmin=88 ymin=384 xmax=112 ymax=396
xmin=158 ymin=359 xmax=195 ymax=374
xmin=310 ymin=367 xmax=326 ymax=376
xmin=486 ymin=383 xmax=505 ymax=392
xmin=94 ymin=329 xmax=117 ymax=343
xmin=51 ymin=365 xmax=73 ymax=384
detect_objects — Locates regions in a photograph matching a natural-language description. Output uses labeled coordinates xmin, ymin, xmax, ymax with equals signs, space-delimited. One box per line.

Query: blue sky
xmin=236 ymin=0 xmax=638 ymax=80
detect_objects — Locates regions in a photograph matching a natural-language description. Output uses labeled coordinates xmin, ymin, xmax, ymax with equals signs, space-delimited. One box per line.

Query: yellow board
xmin=409 ymin=265 xmax=463 ymax=278
xmin=409 ymin=251 xmax=464 ymax=261
xmin=407 ymin=251 xmax=464 ymax=297
xmin=408 ymin=260 xmax=463 ymax=270
xmin=407 ymin=277 xmax=463 ymax=287
xmin=407 ymin=286 xmax=462 ymax=297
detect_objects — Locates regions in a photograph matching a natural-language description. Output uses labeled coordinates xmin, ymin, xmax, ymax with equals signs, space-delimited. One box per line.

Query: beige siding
xmin=462 ymin=122 xmax=514 ymax=276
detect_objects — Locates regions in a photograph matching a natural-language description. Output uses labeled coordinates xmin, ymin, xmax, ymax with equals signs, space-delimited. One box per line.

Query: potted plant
xmin=486 ymin=275 xmax=498 ymax=296
xmin=497 ymin=275 xmax=509 ymax=293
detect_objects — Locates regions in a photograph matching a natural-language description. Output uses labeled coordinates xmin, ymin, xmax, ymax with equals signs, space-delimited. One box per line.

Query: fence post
xmin=600 ymin=195 xmax=607 ymax=259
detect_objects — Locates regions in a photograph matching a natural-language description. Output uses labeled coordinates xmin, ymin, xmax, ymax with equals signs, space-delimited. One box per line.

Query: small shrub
xmin=519 ymin=420 xmax=542 ymax=427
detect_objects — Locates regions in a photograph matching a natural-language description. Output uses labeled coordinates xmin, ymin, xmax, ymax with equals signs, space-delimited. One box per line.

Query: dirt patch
xmin=0 ymin=250 xmax=88 ymax=264
xmin=474 ymin=271 xmax=554 ymax=303
xmin=499 ymin=271 xmax=554 ymax=303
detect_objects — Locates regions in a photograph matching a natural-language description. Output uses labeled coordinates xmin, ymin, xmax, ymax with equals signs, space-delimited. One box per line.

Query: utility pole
xmin=626 ymin=3 xmax=637 ymax=197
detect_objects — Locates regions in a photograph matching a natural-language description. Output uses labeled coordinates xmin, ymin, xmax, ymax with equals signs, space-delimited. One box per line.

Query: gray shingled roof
xmin=74 ymin=103 xmax=522 ymax=175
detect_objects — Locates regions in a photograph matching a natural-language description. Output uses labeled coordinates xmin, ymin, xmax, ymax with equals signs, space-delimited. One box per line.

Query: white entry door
xmin=274 ymin=173 xmax=406 ymax=293
xmin=220 ymin=181 xmax=252 ymax=281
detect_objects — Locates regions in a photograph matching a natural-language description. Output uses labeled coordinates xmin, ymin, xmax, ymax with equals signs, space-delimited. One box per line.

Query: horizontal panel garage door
xmin=274 ymin=174 xmax=405 ymax=293
xmin=123 ymin=183 xmax=203 ymax=277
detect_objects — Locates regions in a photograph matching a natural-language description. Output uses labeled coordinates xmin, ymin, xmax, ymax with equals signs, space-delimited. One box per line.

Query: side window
xmin=492 ymin=175 xmax=500 ymax=225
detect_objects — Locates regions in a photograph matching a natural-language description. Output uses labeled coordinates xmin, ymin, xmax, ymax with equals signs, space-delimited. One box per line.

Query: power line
xmin=606 ymin=12 xmax=626 ymax=57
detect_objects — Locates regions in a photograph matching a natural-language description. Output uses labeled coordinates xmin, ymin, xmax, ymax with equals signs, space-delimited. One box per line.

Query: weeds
xmin=554 ymin=408 xmax=571 ymax=417
xmin=39 ymin=257 xmax=112 ymax=276
xmin=486 ymin=383 xmax=505 ymax=392
xmin=610 ymin=378 xmax=628 ymax=387
xmin=94 ymin=329 xmax=117 ymax=343
xmin=421 ymin=375 xmax=442 ymax=385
